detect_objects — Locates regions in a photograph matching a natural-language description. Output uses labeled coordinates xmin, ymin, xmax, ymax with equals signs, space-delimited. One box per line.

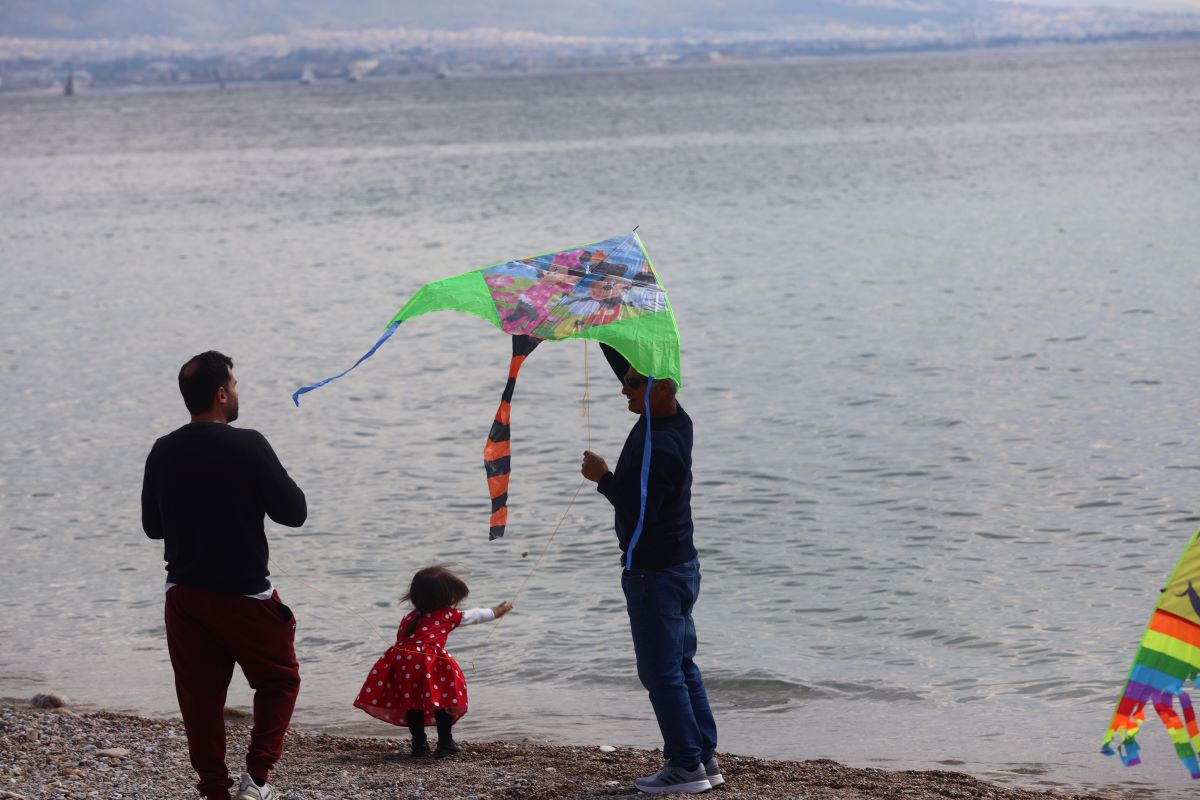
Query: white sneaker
xmin=704 ymin=755 xmax=725 ymax=788
xmin=633 ymin=763 xmax=712 ymax=794
xmin=234 ymin=772 xmax=277 ymax=800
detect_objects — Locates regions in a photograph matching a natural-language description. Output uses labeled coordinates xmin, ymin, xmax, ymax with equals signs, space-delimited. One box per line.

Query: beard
xmin=226 ymin=397 xmax=240 ymax=423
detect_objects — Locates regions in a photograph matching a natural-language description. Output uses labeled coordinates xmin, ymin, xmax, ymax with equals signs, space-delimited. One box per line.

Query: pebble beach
xmin=0 ymin=702 xmax=1118 ymax=800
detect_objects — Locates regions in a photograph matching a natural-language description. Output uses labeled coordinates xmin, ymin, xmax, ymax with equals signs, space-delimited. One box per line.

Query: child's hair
xmin=400 ymin=565 xmax=470 ymax=637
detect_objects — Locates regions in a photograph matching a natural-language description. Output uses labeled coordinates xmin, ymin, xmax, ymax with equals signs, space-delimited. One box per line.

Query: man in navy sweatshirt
xmin=142 ymin=351 xmax=306 ymax=800
xmin=581 ymin=347 xmax=720 ymax=795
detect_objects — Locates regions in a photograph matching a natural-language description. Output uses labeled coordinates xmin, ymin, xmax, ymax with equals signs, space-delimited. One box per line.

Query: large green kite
xmin=293 ymin=231 xmax=681 ymax=541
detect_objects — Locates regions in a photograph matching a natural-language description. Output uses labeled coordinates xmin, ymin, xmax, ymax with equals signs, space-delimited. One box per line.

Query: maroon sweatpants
xmin=165 ymin=585 xmax=301 ymax=800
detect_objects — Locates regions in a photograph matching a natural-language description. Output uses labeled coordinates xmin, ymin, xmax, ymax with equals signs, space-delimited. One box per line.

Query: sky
xmin=1028 ymin=0 xmax=1200 ymax=6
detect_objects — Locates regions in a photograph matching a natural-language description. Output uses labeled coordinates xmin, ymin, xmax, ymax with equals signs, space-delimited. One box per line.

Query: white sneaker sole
xmin=634 ymin=777 xmax=712 ymax=794
xmin=707 ymin=772 xmax=725 ymax=787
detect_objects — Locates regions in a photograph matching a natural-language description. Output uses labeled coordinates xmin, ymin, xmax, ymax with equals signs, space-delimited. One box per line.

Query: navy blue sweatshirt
xmin=597 ymin=405 xmax=696 ymax=570
xmin=142 ymin=422 xmax=307 ymax=594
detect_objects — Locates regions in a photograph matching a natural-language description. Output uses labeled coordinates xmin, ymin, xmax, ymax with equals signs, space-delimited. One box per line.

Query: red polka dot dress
xmin=354 ymin=607 xmax=471 ymax=727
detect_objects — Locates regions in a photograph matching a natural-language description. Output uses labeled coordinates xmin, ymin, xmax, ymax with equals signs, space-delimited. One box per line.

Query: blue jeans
xmin=622 ymin=557 xmax=718 ymax=768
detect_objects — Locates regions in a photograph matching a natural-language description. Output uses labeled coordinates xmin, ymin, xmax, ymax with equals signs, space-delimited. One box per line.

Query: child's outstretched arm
xmin=459 ymin=601 xmax=513 ymax=626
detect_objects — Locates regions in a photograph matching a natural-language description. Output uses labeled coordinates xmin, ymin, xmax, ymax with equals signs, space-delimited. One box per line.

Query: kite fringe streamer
xmin=292 ymin=321 xmax=401 ymax=406
xmin=623 ymin=376 xmax=653 ymax=571
xmin=1102 ymin=684 xmax=1200 ymax=778
xmin=484 ymin=336 xmax=541 ymax=540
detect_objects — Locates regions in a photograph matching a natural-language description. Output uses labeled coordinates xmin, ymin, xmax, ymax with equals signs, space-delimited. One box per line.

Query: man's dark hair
xmin=178 ymin=351 xmax=233 ymax=414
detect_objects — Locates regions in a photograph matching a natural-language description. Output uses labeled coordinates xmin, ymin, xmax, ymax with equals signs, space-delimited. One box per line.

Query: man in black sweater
xmin=581 ymin=349 xmax=720 ymax=795
xmin=142 ymin=351 xmax=307 ymax=800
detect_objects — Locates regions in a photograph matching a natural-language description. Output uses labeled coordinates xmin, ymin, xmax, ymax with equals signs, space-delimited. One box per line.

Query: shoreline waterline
xmin=0 ymin=701 xmax=1121 ymax=799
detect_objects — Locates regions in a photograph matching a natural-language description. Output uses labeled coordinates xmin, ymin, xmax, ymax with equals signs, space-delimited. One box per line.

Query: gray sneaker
xmin=634 ymin=763 xmax=712 ymax=794
xmin=704 ymin=755 xmax=725 ymax=787
xmin=234 ymin=772 xmax=277 ymax=800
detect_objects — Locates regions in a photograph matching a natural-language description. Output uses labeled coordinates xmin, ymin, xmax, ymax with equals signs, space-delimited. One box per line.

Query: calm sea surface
xmin=3 ymin=42 xmax=1200 ymax=797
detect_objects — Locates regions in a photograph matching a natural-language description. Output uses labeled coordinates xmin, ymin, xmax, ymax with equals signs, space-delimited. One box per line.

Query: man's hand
xmin=581 ymin=450 xmax=609 ymax=483
xmin=493 ymin=601 xmax=514 ymax=619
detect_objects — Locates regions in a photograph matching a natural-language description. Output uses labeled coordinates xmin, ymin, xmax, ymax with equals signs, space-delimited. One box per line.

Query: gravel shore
xmin=1 ymin=703 xmax=1113 ymax=800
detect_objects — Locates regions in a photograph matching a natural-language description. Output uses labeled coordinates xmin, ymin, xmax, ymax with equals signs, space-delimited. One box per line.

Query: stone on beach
xmin=28 ymin=693 xmax=67 ymax=709
xmin=95 ymin=747 xmax=131 ymax=758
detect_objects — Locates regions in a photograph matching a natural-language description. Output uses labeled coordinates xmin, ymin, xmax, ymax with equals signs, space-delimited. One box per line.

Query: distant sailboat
xmin=63 ymin=71 xmax=75 ymax=96
xmin=300 ymin=65 xmax=315 ymax=85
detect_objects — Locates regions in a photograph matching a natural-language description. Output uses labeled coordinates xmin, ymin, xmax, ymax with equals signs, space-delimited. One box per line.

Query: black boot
xmin=433 ymin=709 xmax=461 ymax=758
xmin=406 ymin=710 xmax=430 ymax=757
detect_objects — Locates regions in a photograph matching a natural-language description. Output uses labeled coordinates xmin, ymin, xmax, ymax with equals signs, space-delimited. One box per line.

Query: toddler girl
xmin=354 ymin=565 xmax=512 ymax=757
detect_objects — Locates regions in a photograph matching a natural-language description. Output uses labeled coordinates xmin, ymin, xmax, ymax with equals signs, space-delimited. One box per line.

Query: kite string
xmin=272 ymin=340 xmax=597 ymax=673
xmin=468 ymin=480 xmax=587 ymax=674
xmin=268 ymin=554 xmax=389 ymax=645
xmin=271 ymin=553 xmax=482 ymax=672
xmin=470 ymin=339 xmax=595 ymax=672
xmin=582 ymin=337 xmax=592 ymax=451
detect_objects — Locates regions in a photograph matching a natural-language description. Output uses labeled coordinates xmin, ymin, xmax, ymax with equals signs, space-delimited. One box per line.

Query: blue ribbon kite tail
xmin=292 ymin=320 xmax=401 ymax=406
xmin=624 ymin=376 xmax=654 ymax=571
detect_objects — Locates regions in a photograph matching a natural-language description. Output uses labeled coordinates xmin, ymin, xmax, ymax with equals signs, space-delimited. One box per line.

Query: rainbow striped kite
xmin=292 ymin=231 xmax=681 ymax=541
xmin=1103 ymin=528 xmax=1200 ymax=778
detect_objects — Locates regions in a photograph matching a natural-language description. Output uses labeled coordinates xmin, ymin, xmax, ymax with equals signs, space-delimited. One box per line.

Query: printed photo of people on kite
xmin=482 ymin=234 xmax=667 ymax=340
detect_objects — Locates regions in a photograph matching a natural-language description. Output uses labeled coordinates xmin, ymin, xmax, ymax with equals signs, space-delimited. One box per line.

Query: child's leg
xmin=433 ymin=710 xmax=461 ymax=757
xmin=406 ymin=710 xmax=429 ymax=756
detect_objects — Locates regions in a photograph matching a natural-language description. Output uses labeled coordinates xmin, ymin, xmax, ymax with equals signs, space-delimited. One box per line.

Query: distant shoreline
xmin=1 ymin=702 xmax=1113 ymax=799
xmin=2 ymin=34 xmax=1197 ymax=96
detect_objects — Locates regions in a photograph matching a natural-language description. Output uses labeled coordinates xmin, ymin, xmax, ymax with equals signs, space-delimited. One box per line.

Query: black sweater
xmin=597 ymin=406 xmax=696 ymax=570
xmin=142 ymin=422 xmax=307 ymax=594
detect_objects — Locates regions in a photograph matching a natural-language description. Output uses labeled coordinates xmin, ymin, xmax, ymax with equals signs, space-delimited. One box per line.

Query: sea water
xmin=2 ymin=42 xmax=1200 ymax=798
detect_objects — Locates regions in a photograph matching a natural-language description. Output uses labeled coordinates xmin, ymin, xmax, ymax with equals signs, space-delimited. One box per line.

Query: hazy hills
xmin=2 ymin=0 xmax=1198 ymax=89
xmin=3 ymin=0 xmax=1199 ymax=44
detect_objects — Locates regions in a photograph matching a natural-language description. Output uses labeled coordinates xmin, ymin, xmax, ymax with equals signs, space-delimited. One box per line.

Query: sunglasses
xmin=623 ymin=374 xmax=649 ymax=389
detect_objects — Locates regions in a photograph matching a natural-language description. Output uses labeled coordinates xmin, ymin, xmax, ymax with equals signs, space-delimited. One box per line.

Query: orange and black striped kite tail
xmin=485 ymin=335 xmax=541 ymax=540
